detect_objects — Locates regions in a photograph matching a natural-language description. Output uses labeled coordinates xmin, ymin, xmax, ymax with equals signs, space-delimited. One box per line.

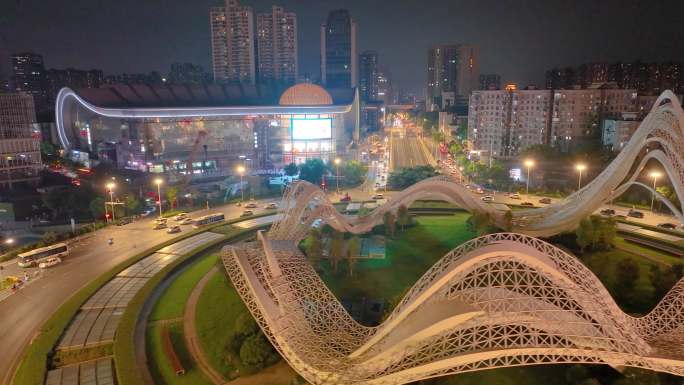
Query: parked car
xmin=510 ymin=193 xmax=521 ymax=200
xmin=153 ymin=222 xmax=167 ymax=230
xmin=166 ymin=225 xmax=182 ymax=234
xmin=38 ymin=257 xmax=62 ymax=269
xmin=179 ymin=218 xmax=194 ymax=225
xmin=240 ymin=210 xmax=254 ymax=217
xmin=372 ymin=194 xmax=384 ymax=200
xmin=245 ymin=202 xmax=258 ymax=209
xmin=658 ymin=223 xmax=677 ymax=230
xmin=539 ymin=198 xmax=552 ymax=204
xmin=600 ymin=208 xmax=616 ymax=216
xmin=628 ymin=209 xmax=644 ymax=218
xmin=482 ymin=195 xmax=494 ymax=203
xmin=521 ymin=202 xmax=534 ymax=207
xmin=265 ymin=202 xmax=278 ymax=209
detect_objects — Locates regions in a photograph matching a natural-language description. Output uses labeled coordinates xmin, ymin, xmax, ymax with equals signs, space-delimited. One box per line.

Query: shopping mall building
xmin=55 ymin=83 xmax=359 ymax=176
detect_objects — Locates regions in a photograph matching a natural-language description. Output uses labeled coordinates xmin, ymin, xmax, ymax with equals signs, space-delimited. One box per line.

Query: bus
xmin=18 ymin=243 xmax=69 ymax=268
xmin=193 ymin=213 xmax=225 ymax=228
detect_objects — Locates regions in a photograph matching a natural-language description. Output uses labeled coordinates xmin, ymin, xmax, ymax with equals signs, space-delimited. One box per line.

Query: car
xmin=600 ymin=208 xmax=616 ymax=216
xmin=38 ymin=257 xmax=62 ymax=269
xmin=265 ymin=202 xmax=278 ymax=209
xmin=465 ymin=184 xmax=473 ymax=190
xmin=539 ymin=198 xmax=552 ymax=204
xmin=179 ymin=218 xmax=194 ymax=225
xmin=174 ymin=213 xmax=187 ymax=221
xmin=240 ymin=210 xmax=254 ymax=217
xmin=372 ymin=194 xmax=384 ymax=200
xmin=340 ymin=194 xmax=352 ymax=202
xmin=245 ymin=202 xmax=258 ymax=209
xmin=482 ymin=195 xmax=494 ymax=203
xmin=520 ymin=202 xmax=534 ymax=207
xmin=510 ymin=193 xmax=521 ymax=199
xmin=116 ymin=218 xmax=132 ymax=226
xmin=166 ymin=225 xmax=181 ymax=234
xmin=235 ymin=202 xmax=242 ymax=207
xmin=475 ymin=188 xmax=485 ymax=194
xmin=153 ymin=222 xmax=167 ymax=230
xmin=658 ymin=223 xmax=678 ymax=230
xmin=628 ymin=209 xmax=644 ymax=218
xmin=155 ymin=217 xmax=167 ymax=223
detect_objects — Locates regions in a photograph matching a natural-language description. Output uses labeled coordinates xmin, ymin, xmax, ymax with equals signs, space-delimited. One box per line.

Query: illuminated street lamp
xmin=154 ymin=178 xmax=163 ymax=218
xmin=524 ymin=159 xmax=534 ymax=195
xmin=650 ymin=171 xmax=662 ymax=211
xmin=576 ymin=163 xmax=586 ymax=191
xmin=106 ymin=183 xmax=116 ymax=222
xmin=236 ymin=165 xmax=246 ymax=202
xmin=4 ymin=238 xmax=14 ymax=245
xmin=334 ymin=158 xmax=341 ymax=194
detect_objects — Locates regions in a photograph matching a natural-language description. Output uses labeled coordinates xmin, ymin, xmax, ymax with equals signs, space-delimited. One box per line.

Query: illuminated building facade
xmin=257 ymin=6 xmax=298 ymax=85
xmin=0 ymin=93 xmax=41 ymax=187
xmin=55 ymin=83 xmax=359 ymax=176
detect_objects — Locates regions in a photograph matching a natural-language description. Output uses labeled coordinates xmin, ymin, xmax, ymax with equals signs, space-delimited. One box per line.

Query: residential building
xmin=0 ymin=93 xmax=41 ymax=188
xmin=478 ymin=74 xmax=501 ymax=90
xmin=377 ymin=65 xmax=394 ymax=105
xmin=426 ymin=44 xmax=479 ymax=111
xmin=468 ymin=89 xmax=552 ymax=158
xmin=321 ymin=9 xmax=357 ymax=88
xmin=210 ymin=0 xmax=256 ymax=84
xmin=257 ymin=5 xmax=298 ymax=85
xmin=359 ymin=51 xmax=379 ymax=102
xmin=11 ymin=52 xmax=49 ymax=115
xmin=168 ymin=63 xmax=210 ymax=84
xmin=602 ymin=112 xmax=641 ymax=151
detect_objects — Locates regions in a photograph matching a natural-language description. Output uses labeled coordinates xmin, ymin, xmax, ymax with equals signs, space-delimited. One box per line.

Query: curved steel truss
xmin=222 ymin=232 xmax=684 ymax=385
xmin=268 ymin=91 xmax=684 ymax=240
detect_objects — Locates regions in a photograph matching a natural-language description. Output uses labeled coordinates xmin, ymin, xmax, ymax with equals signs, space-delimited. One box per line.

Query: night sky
xmin=2 ymin=0 xmax=683 ymax=95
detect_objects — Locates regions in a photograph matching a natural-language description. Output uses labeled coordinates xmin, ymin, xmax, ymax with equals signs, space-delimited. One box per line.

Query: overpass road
xmin=0 ymin=199 xmax=277 ymax=385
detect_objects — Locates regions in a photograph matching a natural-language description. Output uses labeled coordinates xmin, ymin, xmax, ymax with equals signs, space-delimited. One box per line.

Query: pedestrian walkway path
xmin=45 ymin=357 xmax=114 ymax=385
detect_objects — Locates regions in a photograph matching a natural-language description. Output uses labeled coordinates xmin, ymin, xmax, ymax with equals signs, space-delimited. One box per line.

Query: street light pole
xmin=524 ymin=159 xmax=534 ymax=195
xmin=334 ymin=158 xmax=341 ymax=194
xmin=237 ymin=165 xmax=246 ymax=202
xmin=106 ymin=183 xmax=116 ymax=222
xmin=576 ymin=164 xmax=586 ymax=191
xmin=650 ymin=171 xmax=661 ymax=211
xmin=155 ymin=179 xmax=163 ymax=218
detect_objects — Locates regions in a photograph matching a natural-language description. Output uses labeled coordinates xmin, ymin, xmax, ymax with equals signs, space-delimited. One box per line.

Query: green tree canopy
xmin=341 ymin=160 xmax=367 ymax=187
xmin=239 ymin=333 xmax=276 ymax=368
xmin=388 ymin=165 xmax=438 ymax=189
xmin=284 ymin=162 xmax=298 ymax=176
xmin=299 ymin=158 xmax=327 ymax=184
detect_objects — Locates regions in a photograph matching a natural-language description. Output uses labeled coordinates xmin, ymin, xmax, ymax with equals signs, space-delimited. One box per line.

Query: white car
xmin=179 ymin=218 xmax=194 ymax=225
xmin=39 ymin=257 xmax=62 ymax=269
xmin=245 ymin=202 xmax=258 ymax=209
xmin=153 ymin=222 xmax=168 ymax=230
xmin=510 ymin=193 xmax=521 ymax=200
xmin=167 ymin=225 xmax=182 ymax=234
xmin=482 ymin=195 xmax=494 ymax=203
xmin=372 ymin=194 xmax=384 ymax=200
xmin=174 ymin=213 xmax=187 ymax=221
xmin=265 ymin=202 xmax=278 ymax=209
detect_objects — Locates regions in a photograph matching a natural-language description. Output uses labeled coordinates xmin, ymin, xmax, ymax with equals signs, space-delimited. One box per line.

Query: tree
xmin=305 ymin=228 xmax=323 ymax=270
xmin=396 ymin=205 xmax=410 ymax=231
xmin=284 ymin=162 xmax=298 ymax=177
xmin=239 ymin=333 xmax=276 ymax=368
xmin=448 ymin=141 xmax=462 ymax=156
xmin=346 ymin=236 xmax=361 ymax=277
xmin=341 ymin=160 xmax=367 ymax=187
xmin=383 ymin=211 xmax=396 ymax=238
xmin=166 ymin=186 xmax=178 ymax=209
xmin=387 ymin=165 xmax=438 ymax=189
xmin=576 ymin=217 xmax=596 ymax=252
xmin=298 ymin=158 xmax=327 ymax=185
xmin=614 ymin=257 xmax=640 ymax=308
xmin=125 ymin=195 xmax=142 ymax=216
xmin=466 ymin=211 xmax=496 ymax=236
xmin=89 ymin=197 xmax=106 ymax=220
xmin=329 ymin=231 xmax=345 ymax=273
xmin=650 ymin=264 xmax=681 ymax=302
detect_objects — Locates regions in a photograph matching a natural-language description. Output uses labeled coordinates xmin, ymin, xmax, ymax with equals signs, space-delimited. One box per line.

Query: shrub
xmin=238 ymin=334 xmax=277 ymax=369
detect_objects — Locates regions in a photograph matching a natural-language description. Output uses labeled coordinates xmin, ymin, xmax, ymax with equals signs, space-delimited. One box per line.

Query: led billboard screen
xmin=292 ymin=118 xmax=332 ymax=140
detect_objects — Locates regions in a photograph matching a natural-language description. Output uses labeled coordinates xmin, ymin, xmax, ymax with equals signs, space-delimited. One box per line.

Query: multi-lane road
xmin=390 ymin=133 xmax=434 ymax=169
xmin=0 ymin=199 xmax=277 ymax=385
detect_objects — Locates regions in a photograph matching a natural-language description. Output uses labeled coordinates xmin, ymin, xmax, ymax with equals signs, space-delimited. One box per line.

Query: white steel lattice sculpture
xmin=222 ymin=232 xmax=684 ymax=385
xmin=269 ymin=91 xmax=684 ymax=240
xmin=221 ymin=90 xmax=684 ymax=383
